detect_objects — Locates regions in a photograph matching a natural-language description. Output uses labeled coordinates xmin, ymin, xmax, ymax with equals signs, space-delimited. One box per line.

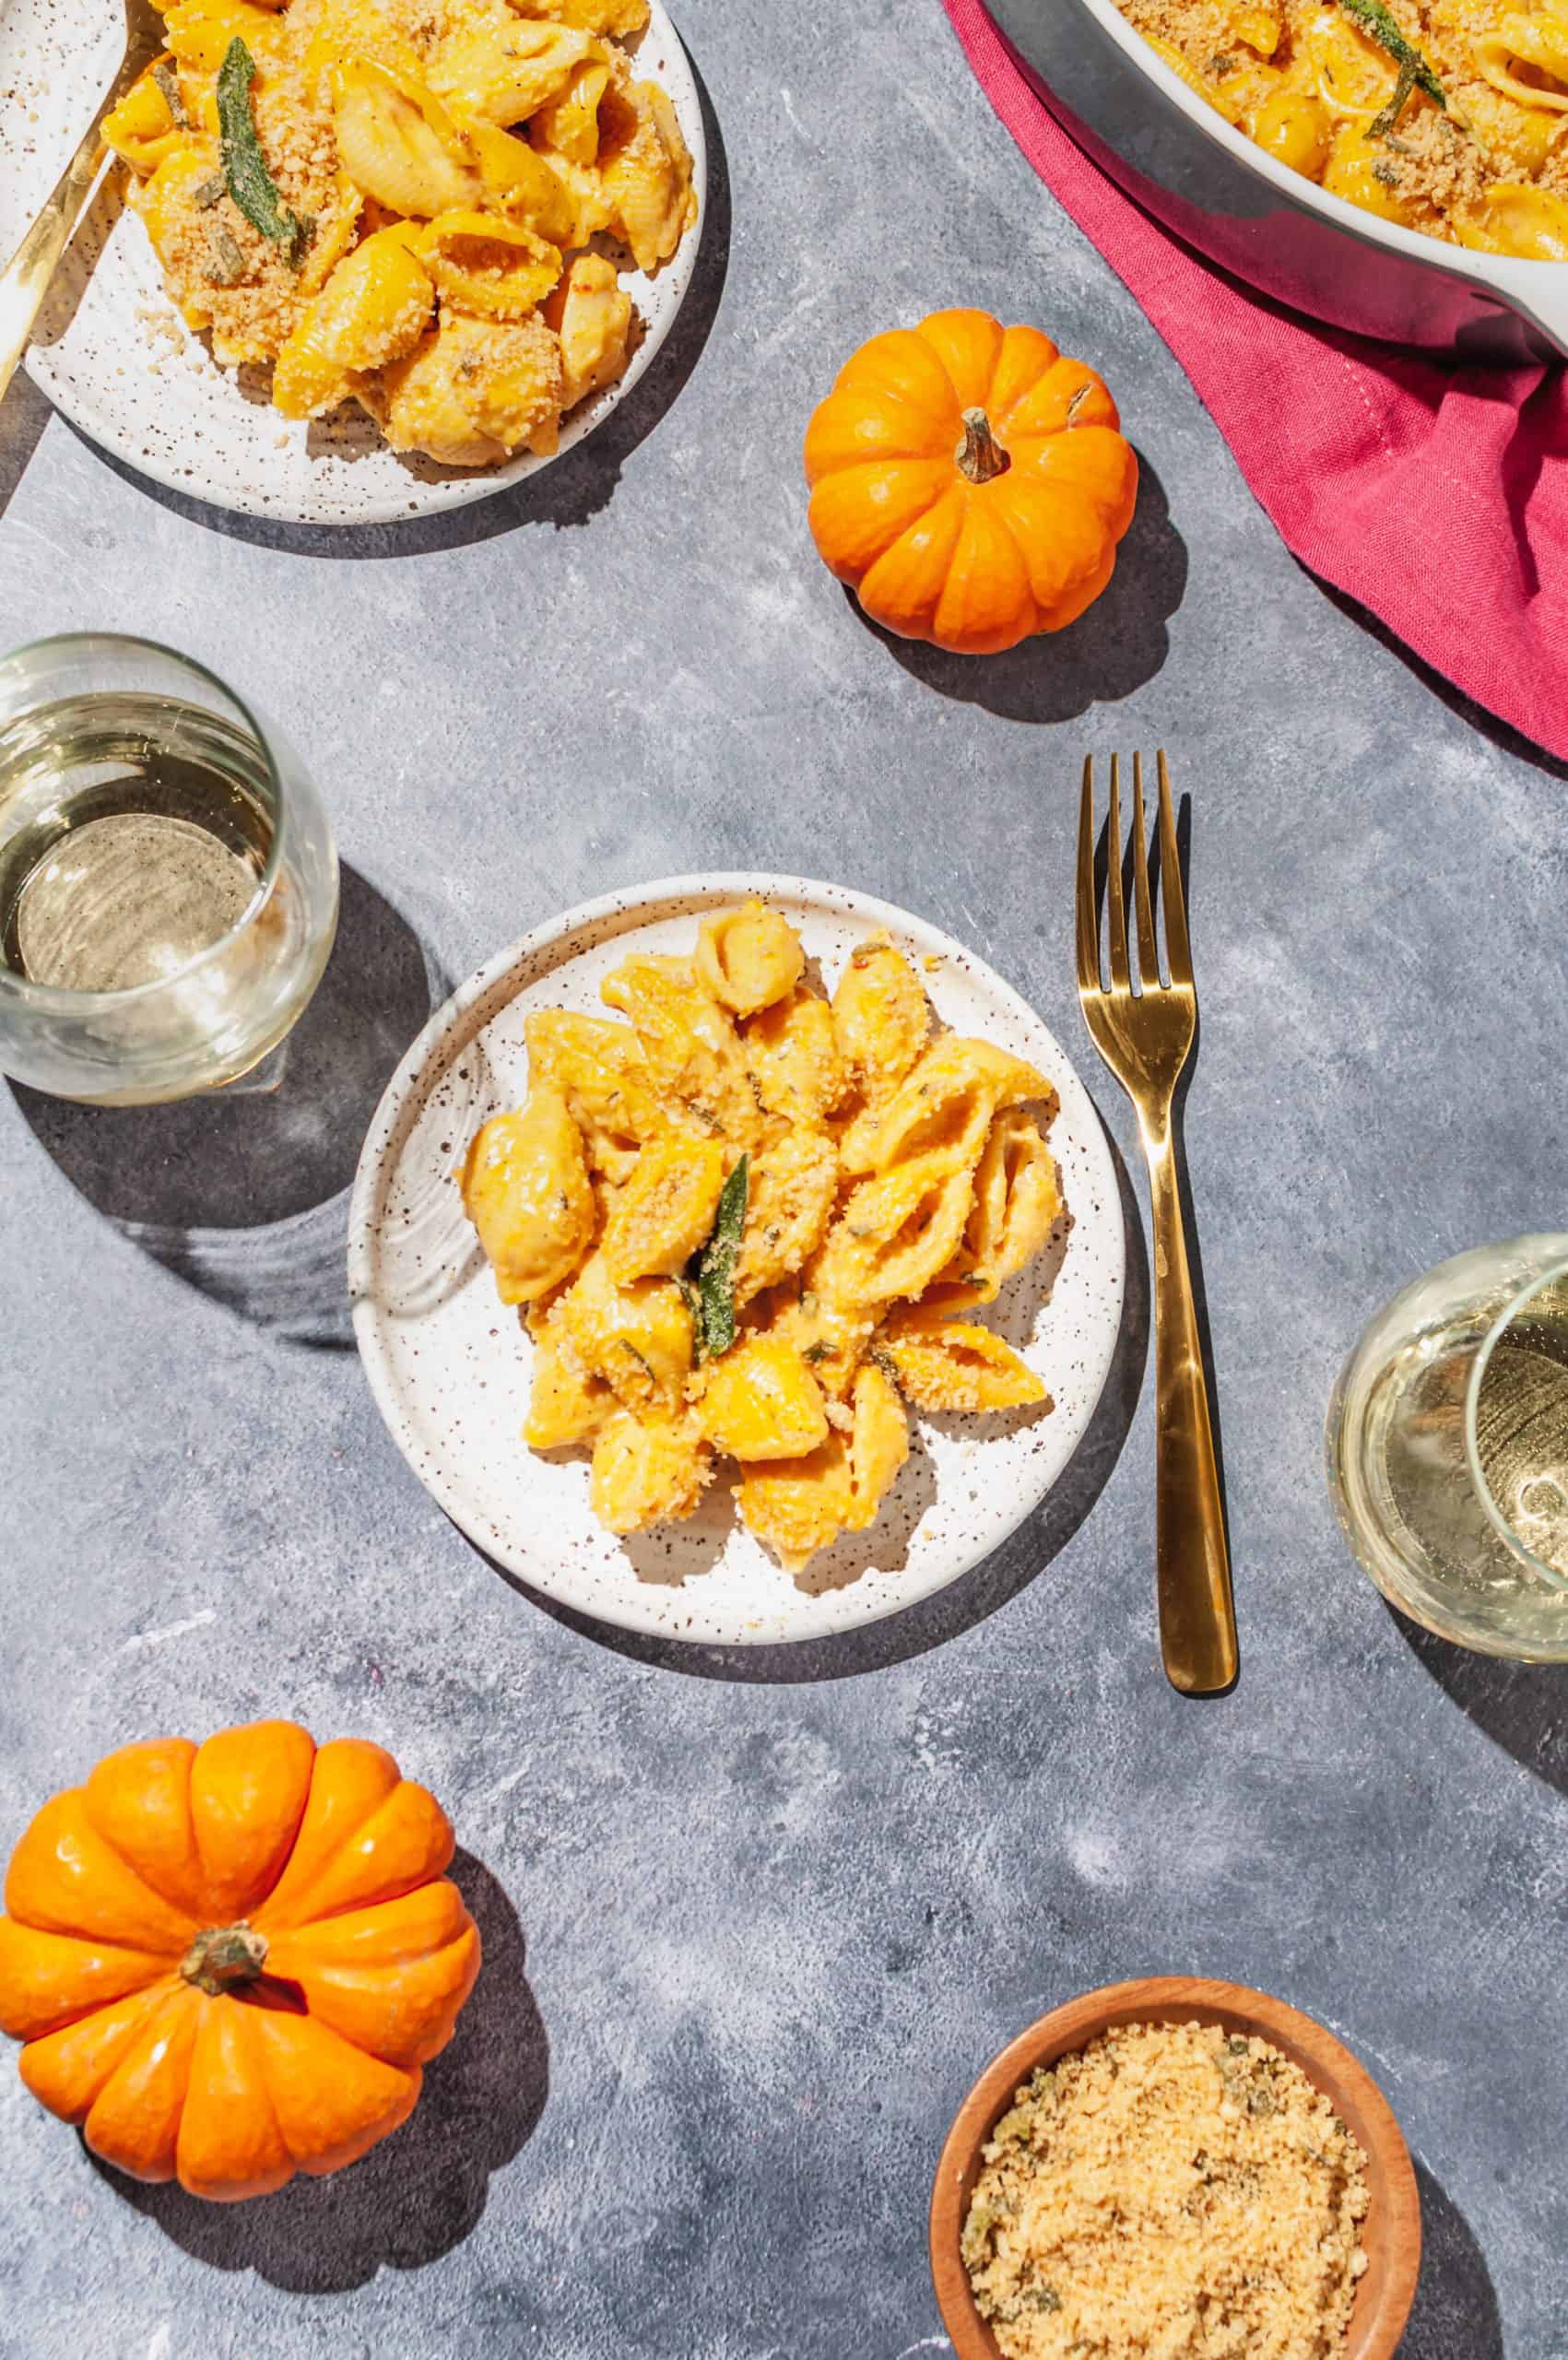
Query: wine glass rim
xmin=1464 ymin=1247 xmax=1568 ymax=1595
xmin=0 ymin=631 xmax=286 ymax=1010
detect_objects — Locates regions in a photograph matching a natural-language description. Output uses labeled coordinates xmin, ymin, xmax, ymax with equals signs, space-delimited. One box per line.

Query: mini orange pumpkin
xmin=804 ymin=307 xmax=1138 ymax=655
xmin=0 ymin=1720 xmax=480 ymax=2201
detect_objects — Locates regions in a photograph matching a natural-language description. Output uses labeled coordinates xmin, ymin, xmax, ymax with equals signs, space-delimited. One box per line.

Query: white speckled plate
xmin=0 ymin=0 xmax=703 ymax=525
xmin=348 ymin=878 xmax=1125 ymax=1646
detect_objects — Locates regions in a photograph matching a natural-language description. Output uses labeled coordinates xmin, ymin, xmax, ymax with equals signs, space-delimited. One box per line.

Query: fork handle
xmin=0 ymin=63 xmax=142 ymax=407
xmin=1145 ymin=1121 xmax=1237 ymax=1693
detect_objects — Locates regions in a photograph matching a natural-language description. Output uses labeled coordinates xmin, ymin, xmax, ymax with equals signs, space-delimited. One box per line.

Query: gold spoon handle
xmin=1145 ymin=1122 xmax=1238 ymax=1694
xmin=0 ymin=42 xmax=152 ymax=407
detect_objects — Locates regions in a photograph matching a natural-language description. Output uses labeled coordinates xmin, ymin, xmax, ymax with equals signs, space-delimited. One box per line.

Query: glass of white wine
xmin=0 ymin=634 xmax=337 ymax=1104
xmin=1327 ymin=1234 xmax=1568 ymax=1660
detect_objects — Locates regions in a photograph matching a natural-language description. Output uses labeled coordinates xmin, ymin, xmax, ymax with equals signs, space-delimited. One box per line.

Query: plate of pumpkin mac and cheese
xmin=0 ymin=0 xmax=701 ymax=522
xmin=348 ymin=879 xmax=1125 ymax=1647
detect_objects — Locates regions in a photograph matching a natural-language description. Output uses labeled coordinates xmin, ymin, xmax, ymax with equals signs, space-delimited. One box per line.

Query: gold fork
xmin=1076 ymin=750 xmax=1237 ymax=1694
xmin=0 ymin=0 xmax=165 ymax=407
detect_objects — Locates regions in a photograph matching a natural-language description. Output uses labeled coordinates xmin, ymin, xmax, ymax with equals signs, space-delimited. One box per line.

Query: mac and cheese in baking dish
xmin=459 ymin=903 xmax=1067 ymax=1578
xmin=101 ymin=0 xmax=696 ymax=466
xmin=1115 ymin=0 xmax=1568 ymax=254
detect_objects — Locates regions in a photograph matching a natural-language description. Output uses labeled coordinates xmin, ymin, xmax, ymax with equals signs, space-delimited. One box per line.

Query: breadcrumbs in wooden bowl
xmin=930 ymin=1978 xmax=1421 ymax=2360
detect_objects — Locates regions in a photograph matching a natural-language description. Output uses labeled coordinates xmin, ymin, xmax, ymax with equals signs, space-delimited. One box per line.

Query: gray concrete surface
xmin=0 ymin=2 xmax=1564 ymax=2353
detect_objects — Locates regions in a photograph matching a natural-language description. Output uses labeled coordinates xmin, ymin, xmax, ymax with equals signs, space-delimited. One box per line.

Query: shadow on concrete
xmin=0 ymin=372 xmax=53 ymax=525
xmin=1397 ymin=2157 xmax=1504 ymax=2360
xmin=9 ymin=865 xmax=442 ymax=1346
xmin=88 ymin=1850 xmax=546 ymax=2294
xmin=1388 ymin=1600 xmax=1568 ymax=1799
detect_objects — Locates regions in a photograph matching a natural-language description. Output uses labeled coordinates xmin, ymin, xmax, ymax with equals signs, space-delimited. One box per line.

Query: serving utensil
xmin=930 ymin=1976 xmax=1422 ymax=2360
xmin=1076 ymin=750 xmax=1237 ymax=1693
xmin=0 ymin=0 xmax=164 ymax=407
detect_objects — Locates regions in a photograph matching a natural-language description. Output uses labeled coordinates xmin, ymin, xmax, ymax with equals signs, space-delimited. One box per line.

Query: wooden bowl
xmin=930 ymin=1976 xmax=1421 ymax=2360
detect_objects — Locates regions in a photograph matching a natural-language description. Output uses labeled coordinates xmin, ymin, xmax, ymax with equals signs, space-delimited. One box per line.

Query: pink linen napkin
xmin=945 ymin=0 xmax=1568 ymax=761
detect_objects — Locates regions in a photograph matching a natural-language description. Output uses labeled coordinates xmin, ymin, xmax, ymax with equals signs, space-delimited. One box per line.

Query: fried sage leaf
xmin=204 ymin=223 xmax=247 ymax=286
xmin=1337 ymin=0 xmax=1446 ymax=115
xmin=691 ymin=1155 xmax=749 ymax=1359
xmin=217 ymin=38 xmax=311 ymax=263
xmin=151 ymin=59 xmax=189 ymax=130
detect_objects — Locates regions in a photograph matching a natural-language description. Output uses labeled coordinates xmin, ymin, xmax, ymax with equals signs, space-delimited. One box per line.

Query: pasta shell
xmin=695 ymin=899 xmax=804 ymax=1018
xmin=597 ymin=76 xmax=697 ymax=272
xmin=845 ymin=1362 xmax=908 ymax=1530
xmin=524 ymin=1010 xmax=664 ymax=1181
xmin=296 ymin=175 xmax=364 ymax=298
xmin=811 ymin=1155 xmax=977 ymax=1309
xmin=876 ymin=1316 xmax=1049 ymax=1414
xmin=419 ymin=209 xmax=561 ymax=319
xmin=465 ymin=123 xmax=579 ymax=242
xmin=1454 ymin=183 xmax=1568 ymax=258
xmin=333 ymin=58 xmax=483 ymax=218
xmin=101 ymin=62 xmax=186 ymax=175
xmin=590 ymin=1410 xmax=711 ymax=1534
xmin=273 ymin=225 xmax=435 ymax=418
xmin=842 ymin=1036 xmax=1054 ymax=1181
xmin=131 ymin=148 xmax=222 ymax=329
xmin=599 ymin=953 xmax=762 ymax=1150
xmin=427 ymin=17 xmax=593 ymax=126
xmin=735 ymin=1436 xmax=853 ymax=1575
xmin=530 ymin=53 xmax=611 ymax=164
xmin=1475 ymin=15 xmax=1568 ymax=112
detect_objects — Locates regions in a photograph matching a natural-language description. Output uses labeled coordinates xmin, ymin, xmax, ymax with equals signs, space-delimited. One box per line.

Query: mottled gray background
xmin=1 ymin=1 xmax=1564 ymax=2354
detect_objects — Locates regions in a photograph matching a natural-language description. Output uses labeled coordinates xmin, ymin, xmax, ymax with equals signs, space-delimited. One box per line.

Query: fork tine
xmin=1130 ymin=752 xmax=1159 ymax=990
xmin=1105 ymin=754 xmax=1131 ymax=992
xmin=1075 ymin=755 xmax=1101 ymax=997
xmin=1154 ymin=750 xmax=1191 ymax=986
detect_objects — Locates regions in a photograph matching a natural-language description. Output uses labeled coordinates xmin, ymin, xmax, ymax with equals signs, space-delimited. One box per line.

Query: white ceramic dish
xmin=0 ymin=0 xmax=704 ymax=525
xmin=348 ymin=875 xmax=1126 ymax=1647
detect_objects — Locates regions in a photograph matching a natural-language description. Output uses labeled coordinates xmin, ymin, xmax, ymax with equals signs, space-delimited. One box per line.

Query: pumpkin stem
xmin=181 ymin=1921 xmax=270 ymax=1998
xmin=955 ymin=407 xmax=1010 ymax=486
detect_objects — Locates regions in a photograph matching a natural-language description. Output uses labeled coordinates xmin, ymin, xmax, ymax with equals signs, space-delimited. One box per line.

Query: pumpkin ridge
xmin=273 ymin=1941 xmax=478 ymax=2069
xmin=253 ymin=1777 xmax=455 ymax=1937
xmin=3 ymin=1790 xmax=201 ymax=1954
xmin=0 ymin=1917 xmax=182 ymax=2042
xmin=857 ymin=483 xmax=970 ymax=640
xmin=85 ymin=1826 xmax=205 ymax=1936
xmin=247 ymin=1738 xmax=407 ymax=1933
xmin=174 ymin=1997 xmax=295 ymax=2203
xmin=988 ymin=507 xmax=1043 ymax=641
xmin=188 ymin=1721 xmax=317 ymax=1923
xmin=83 ymin=1740 xmax=207 ymax=1919
xmin=23 ymin=1970 xmax=183 ymax=2046
xmin=82 ymin=1982 xmax=203 ymax=2182
xmin=251 ymin=2007 xmax=421 ymax=2174
xmin=248 ymin=1800 xmax=390 ymax=1932
xmin=17 ymin=1980 xmax=172 ymax=2121
xmin=931 ymin=499 xmax=1039 ymax=656
xmin=804 ymin=390 xmax=951 ymax=482
xmin=264 ymin=1877 xmax=473 ymax=1966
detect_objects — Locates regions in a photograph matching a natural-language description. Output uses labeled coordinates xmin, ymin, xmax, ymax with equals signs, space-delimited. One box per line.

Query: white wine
xmin=0 ymin=691 xmax=273 ymax=995
xmin=1330 ymin=1252 xmax=1568 ymax=1659
xmin=1472 ymin=1304 xmax=1568 ymax=1580
xmin=0 ymin=636 xmax=336 ymax=1106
